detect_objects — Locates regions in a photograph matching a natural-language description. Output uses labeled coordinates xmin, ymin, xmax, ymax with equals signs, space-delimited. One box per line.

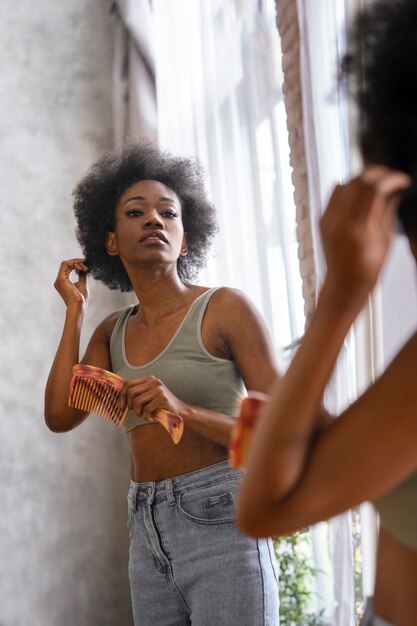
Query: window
xmin=155 ymin=0 xmax=305 ymax=368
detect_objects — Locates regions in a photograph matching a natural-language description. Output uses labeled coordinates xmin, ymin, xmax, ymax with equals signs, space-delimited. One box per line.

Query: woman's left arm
xmin=180 ymin=288 xmax=281 ymax=445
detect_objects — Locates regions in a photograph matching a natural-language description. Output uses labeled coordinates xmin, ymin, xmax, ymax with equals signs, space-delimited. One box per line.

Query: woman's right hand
xmin=54 ymin=258 xmax=90 ymax=308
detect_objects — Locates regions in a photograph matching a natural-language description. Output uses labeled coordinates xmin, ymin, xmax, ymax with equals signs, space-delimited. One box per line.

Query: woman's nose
xmin=144 ymin=212 xmax=163 ymax=228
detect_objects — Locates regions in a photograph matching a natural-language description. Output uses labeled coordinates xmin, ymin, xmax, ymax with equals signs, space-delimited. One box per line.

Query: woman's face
xmin=106 ymin=180 xmax=188 ymax=273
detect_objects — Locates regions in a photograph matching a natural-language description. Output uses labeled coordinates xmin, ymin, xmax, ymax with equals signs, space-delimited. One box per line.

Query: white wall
xmin=0 ymin=2 xmax=134 ymax=624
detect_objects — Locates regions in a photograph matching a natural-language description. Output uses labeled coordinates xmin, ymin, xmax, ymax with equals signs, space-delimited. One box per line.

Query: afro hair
xmin=73 ymin=141 xmax=218 ymax=291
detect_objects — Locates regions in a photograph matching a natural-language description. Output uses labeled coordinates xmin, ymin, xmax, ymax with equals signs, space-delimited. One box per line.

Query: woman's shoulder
xmin=204 ymin=286 xmax=259 ymax=314
xmin=184 ymin=284 xmax=250 ymax=305
xmin=200 ymin=287 xmax=265 ymax=334
xmin=184 ymin=284 xmax=242 ymax=307
xmin=91 ymin=306 xmax=134 ymax=343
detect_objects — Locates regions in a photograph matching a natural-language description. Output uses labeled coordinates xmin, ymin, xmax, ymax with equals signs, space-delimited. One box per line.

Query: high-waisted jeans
xmin=127 ymin=461 xmax=279 ymax=625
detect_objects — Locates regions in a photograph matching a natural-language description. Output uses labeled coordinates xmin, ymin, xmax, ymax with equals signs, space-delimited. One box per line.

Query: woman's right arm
xmin=44 ymin=259 xmax=112 ymax=432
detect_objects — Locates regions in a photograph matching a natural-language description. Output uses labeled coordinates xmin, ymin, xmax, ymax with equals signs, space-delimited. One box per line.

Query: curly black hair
xmin=73 ymin=141 xmax=218 ymax=291
xmin=341 ymin=0 xmax=417 ymax=235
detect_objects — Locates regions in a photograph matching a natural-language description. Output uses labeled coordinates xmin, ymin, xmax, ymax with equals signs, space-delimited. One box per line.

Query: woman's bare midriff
xmin=373 ymin=527 xmax=417 ymax=626
xmin=128 ymin=422 xmax=229 ymax=483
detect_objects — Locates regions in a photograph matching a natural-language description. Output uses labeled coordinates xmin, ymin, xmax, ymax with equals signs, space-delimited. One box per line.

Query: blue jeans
xmin=127 ymin=461 xmax=279 ymax=625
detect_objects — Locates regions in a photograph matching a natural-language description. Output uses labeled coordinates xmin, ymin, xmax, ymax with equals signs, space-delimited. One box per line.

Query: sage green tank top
xmin=374 ymin=472 xmax=417 ymax=549
xmin=109 ymin=287 xmax=245 ymax=432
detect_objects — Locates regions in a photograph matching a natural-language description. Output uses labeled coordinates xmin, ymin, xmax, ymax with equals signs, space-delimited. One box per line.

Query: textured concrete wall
xmin=0 ymin=1 xmax=134 ymax=624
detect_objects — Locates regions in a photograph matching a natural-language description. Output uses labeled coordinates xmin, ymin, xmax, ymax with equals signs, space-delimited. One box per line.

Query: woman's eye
xmin=161 ymin=210 xmax=178 ymax=218
xmin=126 ymin=210 xmax=143 ymax=217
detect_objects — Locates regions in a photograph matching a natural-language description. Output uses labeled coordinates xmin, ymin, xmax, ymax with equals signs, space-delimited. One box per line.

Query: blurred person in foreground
xmin=238 ymin=1 xmax=417 ymax=624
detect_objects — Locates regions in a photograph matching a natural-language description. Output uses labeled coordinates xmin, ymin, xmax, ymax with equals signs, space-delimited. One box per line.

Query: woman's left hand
xmin=120 ymin=376 xmax=187 ymax=420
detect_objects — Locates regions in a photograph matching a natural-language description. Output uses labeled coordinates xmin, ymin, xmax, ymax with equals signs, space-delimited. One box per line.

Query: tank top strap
xmin=110 ymin=304 xmax=135 ymax=363
xmin=110 ymin=289 xmax=221 ymax=367
xmin=176 ymin=287 xmax=222 ymax=339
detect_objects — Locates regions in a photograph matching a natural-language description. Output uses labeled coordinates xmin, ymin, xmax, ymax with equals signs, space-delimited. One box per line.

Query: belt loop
xmin=130 ymin=483 xmax=139 ymax=511
xmin=166 ymin=479 xmax=175 ymax=505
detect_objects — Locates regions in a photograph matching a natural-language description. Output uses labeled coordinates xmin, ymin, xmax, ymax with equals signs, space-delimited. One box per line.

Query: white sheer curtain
xmin=125 ymin=1 xmax=381 ymax=623
xmin=153 ymin=0 xmax=304 ymax=362
xmin=295 ymin=0 xmax=379 ymax=623
xmin=153 ymin=1 xmax=356 ymax=622
xmin=294 ymin=2 xmax=357 ymax=622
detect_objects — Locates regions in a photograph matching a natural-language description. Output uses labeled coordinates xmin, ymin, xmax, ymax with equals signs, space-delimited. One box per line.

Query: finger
xmin=141 ymin=397 xmax=164 ymax=417
xmin=125 ymin=387 xmax=149 ymax=411
xmin=59 ymin=262 xmax=87 ymax=281
xmin=132 ymin=394 xmax=155 ymax=418
xmin=324 ymin=178 xmax=376 ymax=225
xmin=365 ymin=172 xmax=411 ymax=228
xmin=374 ymin=172 xmax=411 ymax=199
xmin=130 ymin=388 xmax=158 ymax=409
xmin=119 ymin=383 xmax=128 ymax=409
xmin=122 ymin=377 xmax=160 ymax=410
xmin=362 ymin=168 xmax=411 ymax=216
xmin=131 ymin=384 xmax=167 ymax=417
xmin=61 ymin=258 xmax=87 ymax=268
xmin=76 ymin=271 xmax=88 ymax=286
xmin=124 ymin=376 xmax=158 ymax=397
xmin=362 ymin=165 xmax=411 ymax=189
xmin=124 ymin=382 xmax=152 ymax=404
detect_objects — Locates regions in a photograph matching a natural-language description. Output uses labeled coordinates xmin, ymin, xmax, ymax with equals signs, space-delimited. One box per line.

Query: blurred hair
xmin=341 ymin=0 xmax=417 ymax=235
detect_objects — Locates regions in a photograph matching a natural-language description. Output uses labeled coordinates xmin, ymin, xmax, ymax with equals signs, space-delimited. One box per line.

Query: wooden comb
xmin=229 ymin=392 xmax=269 ymax=469
xmin=68 ymin=364 xmax=184 ymax=444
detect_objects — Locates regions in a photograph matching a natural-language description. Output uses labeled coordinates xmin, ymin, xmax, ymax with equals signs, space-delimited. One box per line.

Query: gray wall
xmin=0 ymin=1 xmax=134 ymax=624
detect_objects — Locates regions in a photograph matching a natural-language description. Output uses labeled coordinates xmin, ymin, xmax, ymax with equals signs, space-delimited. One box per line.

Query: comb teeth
xmin=68 ymin=365 xmax=183 ymax=443
xmin=69 ymin=365 xmax=128 ymax=426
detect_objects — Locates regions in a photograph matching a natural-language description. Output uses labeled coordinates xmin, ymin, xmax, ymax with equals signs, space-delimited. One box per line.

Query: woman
xmin=45 ymin=142 xmax=279 ymax=625
xmin=237 ymin=1 xmax=417 ymax=625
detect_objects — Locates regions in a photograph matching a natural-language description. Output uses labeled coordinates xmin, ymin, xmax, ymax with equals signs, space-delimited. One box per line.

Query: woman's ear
xmin=180 ymin=233 xmax=189 ymax=257
xmin=105 ymin=231 xmax=119 ymax=256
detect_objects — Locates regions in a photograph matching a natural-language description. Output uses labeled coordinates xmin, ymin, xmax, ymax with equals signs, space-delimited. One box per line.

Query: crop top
xmin=373 ymin=471 xmax=417 ymax=549
xmin=109 ymin=287 xmax=245 ymax=432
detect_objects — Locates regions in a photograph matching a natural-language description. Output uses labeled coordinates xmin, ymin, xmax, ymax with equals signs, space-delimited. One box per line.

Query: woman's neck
xmin=128 ymin=268 xmax=195 ymax=325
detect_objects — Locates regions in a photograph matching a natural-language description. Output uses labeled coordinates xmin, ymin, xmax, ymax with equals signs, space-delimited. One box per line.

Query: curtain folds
xmin=275 ymin=0 xmax=384 ymax=623
xmin=274 ymin=0 xmax=364 ymax=623
xmin=111 ymin=0 xmax=157 ymax=146
xmin=152 ymin=0 xmax=305 ymax=357
xmin=108 ymin=0 xmax=381 ymax=622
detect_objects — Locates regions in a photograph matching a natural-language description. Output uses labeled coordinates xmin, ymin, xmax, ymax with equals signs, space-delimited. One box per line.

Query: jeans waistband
xmin=128 ymin=460 xmax=242 ymax=506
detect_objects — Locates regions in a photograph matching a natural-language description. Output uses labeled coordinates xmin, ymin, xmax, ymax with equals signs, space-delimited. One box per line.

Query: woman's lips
xmin=139 ymin=231 xmax=168 ymax=243
xmin=139 ymin=237 xmax=166 ymax=245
